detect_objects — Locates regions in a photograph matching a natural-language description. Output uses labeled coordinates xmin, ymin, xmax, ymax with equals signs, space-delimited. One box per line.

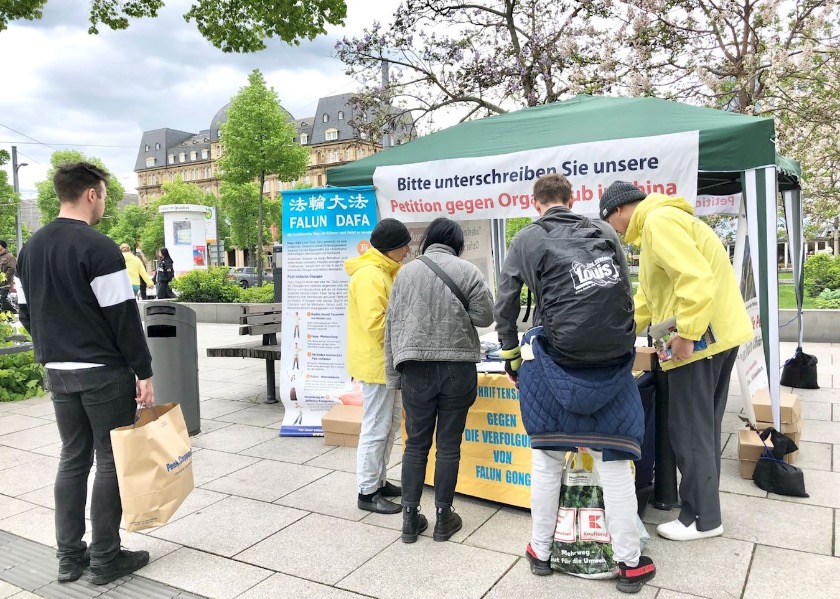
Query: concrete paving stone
xmin=195 ymin=399 xmax=251 ymax=420
xmin=802 ymin=401 xmax=833 ymax=421
xmin=139 ymin=547 xmax=271 ymax=599
xmin=191 ymin=448 xmax=260 ymax=488
xmin=642 ymin=529 xmax=753 ymax=599
xmin=150 ymin=496 xmax=306 ymax=557
xmin=0 ymin=445 xmax=44 ymax=471
xmin=16 ymin=484 xmax=57 ymax=510
xmin=276 ymin=470 xmax=367 ymax=521
xmin=0 ymin=582 xmax=21 ymax=599
xmin=461 ymin=505 xmax=530 ymax=555
xmin=236 ymin=572 xmax=371 ymax=599
xmin=768 ymin=467 xmax=840 ymax=509
xmin=800 ymin=419 xmax=840 ymax=444
xmin=718 ymin=458 xmax=767 ymax=498
xmin=198 ymin=369 xmax=248 ymax=383
xmin=7 ymin=592 xmax=40 ymax=599
xmin=0 ymin=415 xmax=47 ymax=437
xmin=237 ymin=513 xmax=399 ymax=585
xmin=817 ymin=372 xmax=833 ymax=388
xmin=304 ymin=444 xmax=403 ymax=474
xmin=0 ymin=423 xmax=60 ymax=451
xmin=0 ymin=456 xmax=58 ymax=497
xmin=338 ymin=535 xmax=516 ymax=599
xmin=240 ymin=435 xmax=333 ymax=465
xmin=214 ymin=405 xmax=285 ymax=428
xmin=483 ymin=558 xmax=658 ymax=599
xmin=205 ymin=383 xmax=267 ymax=402
xmin=190 ymin=418 xmax=233 ymax=437
xmin=836 ymin=509 xmax=839 ymax=557
xmin=792 ymin=441 xmax=834 ymax=471
xmin=641 ymin=504 xmax=679 ymax=527
xmin=79 ymin=528 xmax=181 ymax=564
xmin=743 ymin=545 xmax=840 ymax=599
xmin=793 ymin=386 xmax=840 ymax=403
xmin=724 ymin=394 xmax=747 ymax=413
xmin=7 ymin=402 xmax=55 ymax=420
xmin=834 ymin=403 xmax=839 ymax=421
xmin=202 ymin=460 xmax=330 ymax=502
xmin=0 ymin=495 xmax=37 ymax=520
xmin=834 ymin=444 xmax=839 ymax=472
xmin=721 ymin=412 xmax=747 ymax=434
xmin=655 ymin=591 xmax=715 ymax=599
xmin=166 ymin=487 xmax=229 ymax=522
xmin=29 ymin=442 xmax=62 ymax=459
xmin=718 ymin=492 xmax=833 ymax=554
xmin=190 ymin=423 xmax=278 ymax=453
xmin=0 ymin=507 xmax=56 ymax=547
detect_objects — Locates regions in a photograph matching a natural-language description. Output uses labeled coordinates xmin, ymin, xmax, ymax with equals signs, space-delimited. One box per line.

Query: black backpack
xmin=531 ymin=217 xmax=635 ymax=366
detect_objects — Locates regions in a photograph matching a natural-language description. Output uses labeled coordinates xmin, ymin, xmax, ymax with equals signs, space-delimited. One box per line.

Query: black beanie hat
xmin=370 ymin=218 xmax=412 ymax=253
xmin=599 ymin=181 xmax=647 ymax=220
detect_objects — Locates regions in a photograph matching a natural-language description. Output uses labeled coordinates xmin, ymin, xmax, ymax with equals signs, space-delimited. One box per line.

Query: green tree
xmin=2 ymin=0 xmax=346 ymax=52
xmin=218 ymin=181 xmax=280 ymax=262
xmin=35 ymin=150 xmax=124 ymax=234
xmin=218 ymin=69 xmax=308 ymax=282
xmin=0 ymin=150 xmax=21 ymax=253
xmin=108 ymin=204 xmax=152 ymax=247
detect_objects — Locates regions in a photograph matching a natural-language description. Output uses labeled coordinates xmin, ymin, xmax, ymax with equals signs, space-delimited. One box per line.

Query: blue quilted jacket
xmin=518 ymin=327 xmax=644 ymax=460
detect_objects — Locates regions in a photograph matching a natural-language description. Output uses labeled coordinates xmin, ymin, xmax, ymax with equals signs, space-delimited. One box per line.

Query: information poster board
xmin=279 ymin=187 xmax=379 ymax=436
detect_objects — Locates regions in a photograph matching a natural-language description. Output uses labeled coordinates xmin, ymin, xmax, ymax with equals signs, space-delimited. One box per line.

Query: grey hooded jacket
xmin=385 ymin=243 xmax=494 ymax=389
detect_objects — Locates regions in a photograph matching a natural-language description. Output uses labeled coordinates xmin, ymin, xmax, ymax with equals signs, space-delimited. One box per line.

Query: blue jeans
xmin=357 ymin=382 xmax=402 ymax=495
xmin=47 ymin=366 xmax=137 ymax=566
xmin=400 ymin=361 xmax=477 ymax=509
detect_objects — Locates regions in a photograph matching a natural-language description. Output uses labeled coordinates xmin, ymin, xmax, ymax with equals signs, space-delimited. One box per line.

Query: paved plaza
xmin=0 ymin=323 xmax=838 ymax=599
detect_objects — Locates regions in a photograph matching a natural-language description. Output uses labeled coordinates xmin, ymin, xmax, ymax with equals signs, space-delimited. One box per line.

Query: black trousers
xmin=400 ymin=361 xmax=477 ymax=509
xmin=47 ymin=366 xmax=137 ymax=566
xmin=666 ymin=348 xmax=739 ymax=531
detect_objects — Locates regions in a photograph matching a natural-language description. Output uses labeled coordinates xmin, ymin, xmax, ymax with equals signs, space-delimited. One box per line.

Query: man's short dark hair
xmin=0 ymin=240 xmax=7 ymax=249
xmin=53 ymin=162 xmax=110 ymax=203
xmin=533 ymin=173 xmax=572 ymax=205
xmin=421 ymin=217 xmax=465 ymax=256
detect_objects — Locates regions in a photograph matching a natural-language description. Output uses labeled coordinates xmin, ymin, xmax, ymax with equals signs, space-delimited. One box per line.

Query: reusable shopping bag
xmin=111 ymin=403 xmax=194 ymax=532
xmin=551 ymin=453 xmax=616 ymax=578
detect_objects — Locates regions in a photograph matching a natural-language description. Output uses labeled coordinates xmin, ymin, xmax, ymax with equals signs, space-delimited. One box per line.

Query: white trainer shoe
xmin=656 ymin=519 xmax=723 ymax=541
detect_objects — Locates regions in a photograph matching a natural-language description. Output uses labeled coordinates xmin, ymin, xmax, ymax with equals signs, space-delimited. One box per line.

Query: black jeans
xmin=400 ymin=361 xmax=477 ymax=509
xmin=48 ymin=366 xmax=137 ymax=566
xmin=156 ymin=280 xmax=172 ymax=299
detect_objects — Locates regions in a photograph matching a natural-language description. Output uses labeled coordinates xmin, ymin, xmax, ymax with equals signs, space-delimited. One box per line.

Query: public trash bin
xmin=272 ymin=243 xmax=282 ymax=303
xmin=144 ymin=301 xmax=201 ymax=435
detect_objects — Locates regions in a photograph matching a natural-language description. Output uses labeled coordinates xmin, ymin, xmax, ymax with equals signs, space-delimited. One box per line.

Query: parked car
xmin=227 ymin=266 xmax=274 ymax=288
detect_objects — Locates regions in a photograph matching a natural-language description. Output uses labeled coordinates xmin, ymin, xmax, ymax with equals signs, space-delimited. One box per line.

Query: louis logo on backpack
xmin=569 ymin=257 xmax=621 ymax=292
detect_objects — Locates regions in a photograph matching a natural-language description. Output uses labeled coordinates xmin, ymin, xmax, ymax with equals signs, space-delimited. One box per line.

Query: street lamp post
xmin=11 ymin=146 xmax=28 ymax=252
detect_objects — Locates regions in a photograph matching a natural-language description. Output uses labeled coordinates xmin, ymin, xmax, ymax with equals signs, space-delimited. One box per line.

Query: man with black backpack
xmin=494 ymin=174 xmax=656 ymax=593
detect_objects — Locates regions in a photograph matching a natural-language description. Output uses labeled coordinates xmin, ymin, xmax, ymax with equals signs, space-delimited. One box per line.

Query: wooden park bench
xmin=0 ymin=333 xmax=33 ymax=356
xmin=206 ymin=303 xmax=282 ymax=404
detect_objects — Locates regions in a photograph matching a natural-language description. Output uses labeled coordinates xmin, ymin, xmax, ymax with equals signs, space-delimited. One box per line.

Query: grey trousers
xmin=666 ymin=348 xmax=739 ymax=531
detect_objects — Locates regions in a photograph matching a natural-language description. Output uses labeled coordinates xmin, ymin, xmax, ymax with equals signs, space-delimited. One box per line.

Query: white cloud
xmin=0 ymin=0 xmax=403 ymax=197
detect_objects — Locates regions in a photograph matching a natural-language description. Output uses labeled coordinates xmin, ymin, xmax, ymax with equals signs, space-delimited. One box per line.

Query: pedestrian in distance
xmin=155 ymin=247 xmax=175 ymax=299
xmin=494 ymin=173 xmax=656 ymax=593
xmin=346 ymin=218 xmax=413 ymax=515
xmin=0 ymin=239 xmax=17 ymax=313
xmin=385 ymin=217 xmax=494 ymax=543
xmin=134 ymin=243 xmax=150 ymax=299
xmin=600 ymin=180 xmax=752 ymax=542
xmin=120 ymin=243 xmax=153 ymax=299
xmin=15 ymin=161 xmax=153 ymax=585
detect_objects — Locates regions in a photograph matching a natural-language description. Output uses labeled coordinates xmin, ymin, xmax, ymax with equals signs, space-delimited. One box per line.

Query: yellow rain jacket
xmin=625 ymin=193 xmax=752 ymax=371
xmin=345 ymin=248 xmax=402 ymax=383
xmin=123 ymin=251 xmax=153 ymax=287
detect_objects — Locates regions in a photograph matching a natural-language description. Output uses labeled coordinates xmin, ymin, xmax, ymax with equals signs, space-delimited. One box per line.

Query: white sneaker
xmin=656 ymin=519 xmax=723 ymax=541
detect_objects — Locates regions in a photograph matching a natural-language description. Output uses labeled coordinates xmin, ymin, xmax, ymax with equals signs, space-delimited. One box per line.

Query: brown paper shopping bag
xmin=111 ymin=403 xmax=194 ymax=532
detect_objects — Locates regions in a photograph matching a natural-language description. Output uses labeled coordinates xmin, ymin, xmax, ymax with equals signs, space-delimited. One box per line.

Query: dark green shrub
xmin=0 ymin=314 xmax=45 ymax=402
xmin=170 ymin=267 xmax=240 ymax=303
xmin=815 ymin=288 xmax=840 ymax=309
xmin=237 ymin=283 xmax=276 ymax=303
xmin=804 ymin=254 xmax=840 ymax=297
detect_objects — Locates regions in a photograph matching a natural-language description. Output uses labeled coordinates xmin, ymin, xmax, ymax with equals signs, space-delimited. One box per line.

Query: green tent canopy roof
xmin=328 ymin=95 xmax=800 ymax=194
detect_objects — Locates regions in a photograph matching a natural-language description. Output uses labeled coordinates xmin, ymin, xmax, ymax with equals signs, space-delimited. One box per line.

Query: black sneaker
xmin=58 ymin=550 xmax=90 ymax=583
xmin=525 ymin=544 xmax=552 ymax=576
xmin=90 ymin=549 xmax=150 ymax=585
xmin=380 ymin=481 xmax=402 ymax=498
xmin=616 ymin=556 xmax=656 ymax=593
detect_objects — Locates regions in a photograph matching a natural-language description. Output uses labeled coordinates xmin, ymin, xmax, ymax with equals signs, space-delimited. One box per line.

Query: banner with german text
xmin=373 ymin=132 xmax=699 ymax=222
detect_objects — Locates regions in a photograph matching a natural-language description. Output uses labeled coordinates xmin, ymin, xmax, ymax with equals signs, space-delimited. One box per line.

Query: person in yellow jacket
xmin=345 ymin=218 xmax=412 ymax=515
xmin=600 ymin=181 xmax=752 ymax=543
xmin=120 ymin=244 xmax=153 ymax=298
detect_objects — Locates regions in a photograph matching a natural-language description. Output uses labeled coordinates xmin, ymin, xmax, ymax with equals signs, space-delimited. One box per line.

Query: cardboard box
xmin=755 ymin=418 xmax=804 ymax=436
xmin=321 ymin=404 xmax=363 ymax=447
xmin=751 ymin=389 xmax=801 ymax=424
xmin=633 ymin=347 xmax=657 ymax=372
xmin=737 ymin=429 xmax=799 ymax=478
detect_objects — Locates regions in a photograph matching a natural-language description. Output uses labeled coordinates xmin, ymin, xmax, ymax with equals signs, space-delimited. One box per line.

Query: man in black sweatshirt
xmin=16 ymin=162 xmax=153 ymax=585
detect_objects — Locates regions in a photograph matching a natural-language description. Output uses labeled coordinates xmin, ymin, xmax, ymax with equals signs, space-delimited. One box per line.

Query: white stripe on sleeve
xmin=13 ymin=276 xmax=26 ymax=304
xmin=90 ymin=269 xmax=136 ymax=307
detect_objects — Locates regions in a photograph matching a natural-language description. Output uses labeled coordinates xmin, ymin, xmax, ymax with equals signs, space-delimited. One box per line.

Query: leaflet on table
xmin=279 ymin=187 xmax=378 ymax=437
xmin=649 ymin=316 xmax=716 ymax=362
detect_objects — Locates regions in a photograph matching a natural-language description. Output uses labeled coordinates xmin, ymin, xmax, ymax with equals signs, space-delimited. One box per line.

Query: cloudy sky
xmin=0 ymin=0 xmax=402 ymax=197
